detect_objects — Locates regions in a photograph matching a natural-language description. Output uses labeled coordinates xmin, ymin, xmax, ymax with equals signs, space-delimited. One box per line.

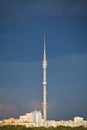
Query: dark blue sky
xmin=0 ymin=0 xmax=87 ymax=121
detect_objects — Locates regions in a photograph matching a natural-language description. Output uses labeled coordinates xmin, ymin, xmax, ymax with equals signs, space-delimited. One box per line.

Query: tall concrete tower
xmin=42 ymin=33 xmax=47 ymax=125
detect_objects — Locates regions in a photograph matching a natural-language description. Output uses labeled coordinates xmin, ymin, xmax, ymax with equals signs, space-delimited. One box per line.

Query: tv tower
xmin=42 ymin=32 xmax=47 ymax=125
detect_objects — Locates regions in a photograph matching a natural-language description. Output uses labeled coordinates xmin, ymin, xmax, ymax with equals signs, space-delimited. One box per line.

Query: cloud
xmin=0 ymin=0 xmax=87 ymax=20
xmin=27 ymin=100 xmax=42 ymax=111
xmin=0 ymin=53 xmax=87 ymax=120
xmin=19 ymin=0 xmax=87 ymax=16
xmin=47 ymin=53 xmax=87 ymax=119
xmin=0 ymin=103 xmax=16 ymax=118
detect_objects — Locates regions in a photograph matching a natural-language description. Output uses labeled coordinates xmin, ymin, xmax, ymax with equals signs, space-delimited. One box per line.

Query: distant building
xmin=19 ymin=112 xmax=33 ymax=122
xmin=1 ymin=115 xmax=87 ymax=128
xmin=74 ymin=116 xmax=84 ymax=126
xmin=46 ymin=120 xmax=57 ymax=127
xmin=19 ymin=111 xmax=42 ymax=127
xmin=45 ymin=117 xmax=87 ymax=128
xmin=32 ymin=111 xmax=42 ymax=127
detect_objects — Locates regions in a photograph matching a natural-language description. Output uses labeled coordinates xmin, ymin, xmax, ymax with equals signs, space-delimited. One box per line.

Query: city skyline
xmin=0 ymin=0 xmax=87 ymax=121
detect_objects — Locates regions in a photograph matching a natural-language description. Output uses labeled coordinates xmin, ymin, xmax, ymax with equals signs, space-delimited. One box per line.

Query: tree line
xmin=0 ymin=126 xmax=87 ymax=130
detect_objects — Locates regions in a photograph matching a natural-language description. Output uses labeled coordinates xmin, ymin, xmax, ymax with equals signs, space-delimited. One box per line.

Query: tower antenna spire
xmin=44 ymin=31 xmax=46 ymax=60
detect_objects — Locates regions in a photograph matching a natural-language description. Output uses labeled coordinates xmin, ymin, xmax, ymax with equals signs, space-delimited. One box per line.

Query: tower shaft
xmin=42 ymin=33 xmax=47 ymax=124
